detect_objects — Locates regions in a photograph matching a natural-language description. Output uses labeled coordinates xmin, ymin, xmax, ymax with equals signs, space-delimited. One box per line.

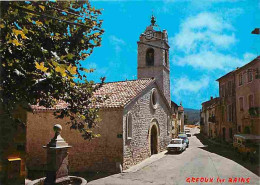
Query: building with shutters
xmin=201 ymin=56 xmax=259 ymax=143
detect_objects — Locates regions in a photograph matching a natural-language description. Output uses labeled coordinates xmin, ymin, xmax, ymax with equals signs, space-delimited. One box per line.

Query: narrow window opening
xmin=146 ymin=48 xmax=154 ymax=66
xmin=127 ymin=113 xmax=132 ymax=139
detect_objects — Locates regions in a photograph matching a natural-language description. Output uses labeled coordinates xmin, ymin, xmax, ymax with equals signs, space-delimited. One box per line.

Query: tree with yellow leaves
xmin=0 ymin=1 xmax=105 ymax=139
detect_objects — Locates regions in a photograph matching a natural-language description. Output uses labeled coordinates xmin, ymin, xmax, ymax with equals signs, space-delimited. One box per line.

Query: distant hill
xmin=184 ymin=108 xmax=200 ymax=125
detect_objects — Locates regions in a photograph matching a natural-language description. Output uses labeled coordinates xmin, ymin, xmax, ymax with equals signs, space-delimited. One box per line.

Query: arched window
xmin=150 ymin=88 xmax=158 ymax=109
xmin=126 ymin=113 xmax=132 ymax=139
xmin=146 ymin=48 xmax=154 ymax=66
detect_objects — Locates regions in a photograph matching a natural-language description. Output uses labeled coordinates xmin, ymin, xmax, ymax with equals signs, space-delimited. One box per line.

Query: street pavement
xmin=88 ymin=127 xmax=260 ymax=185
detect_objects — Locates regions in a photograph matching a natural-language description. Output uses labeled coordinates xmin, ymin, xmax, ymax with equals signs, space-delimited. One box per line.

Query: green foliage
xmin=244 ymin=126 xmax=251 ymax=134
xmin=248 ymin=107 xmax=260 ymax=117
xmin=0 ymin=1 xmax=105 ymax=139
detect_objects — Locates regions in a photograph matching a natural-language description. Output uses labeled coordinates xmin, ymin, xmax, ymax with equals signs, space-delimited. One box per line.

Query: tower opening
xmin=146 ymin=48 xmax=154 ymax=66
xmin=137 ymin=16 xmax=171 ymax=105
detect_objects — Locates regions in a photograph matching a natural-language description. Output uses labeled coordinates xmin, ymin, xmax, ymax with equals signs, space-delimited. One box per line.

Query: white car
xmin=167 ymin=139 xmax=187 ymax=153
xmin=184 ymin=129 xmax=190 ymax=134
xmin=186 ymin=132 xmax=192 ymax=137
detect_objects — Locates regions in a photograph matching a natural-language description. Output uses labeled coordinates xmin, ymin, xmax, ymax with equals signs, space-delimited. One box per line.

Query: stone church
xmin=25 ymin=16 xmax=173 ymax=174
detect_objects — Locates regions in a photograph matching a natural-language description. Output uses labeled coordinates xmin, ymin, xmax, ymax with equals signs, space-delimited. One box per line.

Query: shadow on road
xmin=165 ymin=151 xmax=183 ymax=155
xmin=71 ymin=171 xmax=116 ymax=183
xmin=195 ymin=133 xmax=260 ymax=176
xmin=27 ymin=170 xmax=116 ymax=183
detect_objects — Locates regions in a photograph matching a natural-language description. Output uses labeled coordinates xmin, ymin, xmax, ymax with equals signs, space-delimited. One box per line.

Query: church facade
xmin=26 ymin=17 xmax=173 ymax=173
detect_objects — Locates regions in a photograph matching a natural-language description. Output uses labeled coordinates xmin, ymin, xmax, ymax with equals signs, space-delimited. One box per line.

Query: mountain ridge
xmin=184 ymin=108 xmax=200 ymax=125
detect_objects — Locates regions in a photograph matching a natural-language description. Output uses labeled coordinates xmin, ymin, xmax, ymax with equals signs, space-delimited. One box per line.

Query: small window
xmin=248 ymin=95 xmax=254 ymax=108
xmin=228 ymin=81 xmax=231 ymax=96
xmin=222 ymin=84 xmax=225 ymax=97
xmin=239 ymin=97 xmax=243 ymax=111
xmin=146 ymin=48 xmax=154 ymax=66
xmin=227 ymin=105 xmax=232 ymax=122
xmin=256 ymin=68 xmax=259 ymax=79
xmin=238 ymin=126 xmax=241 ymax=133
xmin=150 ymin=88 xmax=158 ymax=109
xmin=126 ymin=113 xmax=132 ymax=139
xmin=248 ymin=69 xmax=253 ymax=82
xmin=239 ymin=73 xmax=243 ymax=86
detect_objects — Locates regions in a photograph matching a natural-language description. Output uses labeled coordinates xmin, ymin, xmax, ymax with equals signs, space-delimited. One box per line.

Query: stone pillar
xmin=43 ymin=124 xmax=71 ymax=185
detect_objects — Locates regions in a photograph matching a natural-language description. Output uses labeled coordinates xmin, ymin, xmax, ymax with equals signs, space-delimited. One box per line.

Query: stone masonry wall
xmin=163 ymin=69 xmax=170 ymax=105
xmin=26 ymin=109 xmax=123 ymax=173
xmin=123 ymin=83 xmax=171 ymax=170
xmin=137 ymin=37 xmax=171 ymax=106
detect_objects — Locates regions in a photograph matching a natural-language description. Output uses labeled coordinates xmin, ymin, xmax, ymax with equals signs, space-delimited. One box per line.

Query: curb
xmin=123 ymin=150 xmax=167 ymax=173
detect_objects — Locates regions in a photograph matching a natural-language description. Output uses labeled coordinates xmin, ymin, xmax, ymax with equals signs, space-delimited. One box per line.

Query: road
xmin=88 ymin=127 xmax=260 ymax=185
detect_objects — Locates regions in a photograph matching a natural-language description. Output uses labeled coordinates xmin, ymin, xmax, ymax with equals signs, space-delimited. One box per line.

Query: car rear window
xmin=171 ymin=140 xmax=181 ymax=144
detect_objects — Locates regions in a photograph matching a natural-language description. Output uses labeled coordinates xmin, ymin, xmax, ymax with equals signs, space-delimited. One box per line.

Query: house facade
xmin=178 ymin=103 xmax=184 ymax=132
xmin=201 ymin=97 xmax=220 ymax=138
xmin=201 ymin=56 xmax=260 ymax=142
xmin=234 ymin=56 xmax=260 ymax=135
xmin=216 ymin=71 xmax=237 ymax=143
xmin=171 ymin=101 xmax=184 ymax=138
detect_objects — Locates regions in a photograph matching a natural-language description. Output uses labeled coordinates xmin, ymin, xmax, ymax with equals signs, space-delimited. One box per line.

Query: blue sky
xmin=83 ymin=0 xmax=259 ymax=109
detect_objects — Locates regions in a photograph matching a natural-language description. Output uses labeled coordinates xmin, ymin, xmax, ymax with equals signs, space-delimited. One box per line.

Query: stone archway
xmin=150 ymin=125 xmax=158 ymax=155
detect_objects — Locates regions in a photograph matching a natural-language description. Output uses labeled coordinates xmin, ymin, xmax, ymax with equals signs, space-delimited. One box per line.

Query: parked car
xmin=233 ymin=134 xmax=260 ymax=161
xmin=178 ymin=134 xmax=189 ymax=148
xmin=186 ymin=132 xmax=192 ymax=137
xmin=184 ymin=129 xmax=192 ymax=137
xmin=167 ymin=138 xmax=186 ymax=153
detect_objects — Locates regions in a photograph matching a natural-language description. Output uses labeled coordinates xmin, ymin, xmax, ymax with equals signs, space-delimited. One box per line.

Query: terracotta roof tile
xmin=31 ymin=78 xmax=154 ymax=110
xmin=93 ymin=78 xmax=154 ymax=108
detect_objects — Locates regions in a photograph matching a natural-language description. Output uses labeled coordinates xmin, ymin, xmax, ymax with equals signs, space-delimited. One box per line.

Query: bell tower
xmin=137 ymin=15 xmax=170 ymax=105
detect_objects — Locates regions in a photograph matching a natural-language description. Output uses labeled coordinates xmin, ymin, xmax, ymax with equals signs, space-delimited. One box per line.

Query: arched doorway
xmin=150 ymin=125 xmax=158 ymax=155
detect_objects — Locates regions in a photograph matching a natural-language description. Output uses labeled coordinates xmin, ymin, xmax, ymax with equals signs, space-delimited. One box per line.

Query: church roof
xmin=93 ymin=78 xmax=154 ymax=108
xmin=31 ymin=78 xmax=154 ymax=110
